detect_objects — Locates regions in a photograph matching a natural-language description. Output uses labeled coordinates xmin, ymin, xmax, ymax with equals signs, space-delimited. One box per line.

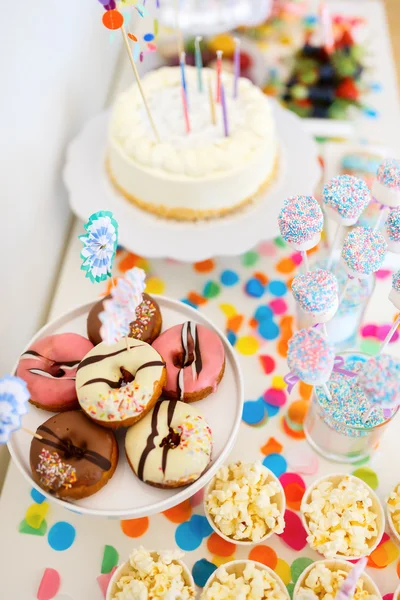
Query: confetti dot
xmin=220 ymin=270 xmax=239 ymax=286
xmin=369 ymin=544 xmax=390 ymax=568
xmin=274 ymin=558 xmax=292 ymax=585
xmin=203 ymin=281 xmax=221 ymax=298
xmin=259 ymin=241 xmax=277 ymax=256
xmin=227 ymin=314 xmax=244 ymax=333
xmin=264 ymin=402 xmax=279 ymax=417
xmin=19 ymin=518 xmax=47 ymax=536
xmin=97 ymin=568 xmax=117 ymax=599
xmin=121 ymin=517 xmax=149 ymax=538
xmin=101 ymin=545 xmax=119 ymax=574
xmin=181 ymin=298 xmax=197 ymax=309
xmin=259 ymin=320 xmax=280 ymax=340
xmin=259 ymin=355 xmax=275 ymax=374
xmin=143 ymin=32 xmax=154 ymax=41
xmin=279 ymin=510 xmax=307 ymax=550
xmin=360 ymin=338 xmax=381 ymax=355
xmin=227 ymin=331 xmax=237 ymax=345
xmin=236 ymin=336 xmax=259 ymax=355
xmin=249 ymin=545 xmax=277 ymax=569
xmin=263 ymin=388 xmax=287 ymax=407
xmin=377 ymin=324 xmax=399 ymax=343
xmin=26 ymin=502 xmax=49 ymax=529
xmin=245 ymin=278 xmax=265 ymax=298
xmin=283 ymin=417 xmax=306 ymax=439
xmin=286 ymin=400 xmax=308 ymax=429
xmin=277 ymin=339 xmax=289 ymax=358
xmin=262 ymin=453 xmax=287 ymax=477
xmin=190 ymin=489 xmax=204 ymax=507
xmin=31 ymin=488 xmax=45 ymax=504
xmin=276 ymin=258 xmax=296 ymax=274
xmin=269 ymin=298 xmax=288 ymax=315
xmin=299 ymin=382 xmax=313 ymax=400
xmin=37 ymin=568 xmax=61 ymax=600
xmin=382 ymin=595 xmax=394 ymax=600
xmin=47 ymin=522 xmax=76 ymax=551
xmin=207 ymin=533 xmax=236 ymax=556
xmin=102 ymin=9 xmax=124 ymax=30
xmin=220 ymin=303 xmax=237 ymax=317
xmin=212 ymin=555 xmax=235 ymax=567
xmin=242 ymin=251 xmax=259 ymax=266
xmin=261 ymin=437 xmax=283 ymax=456
xmin=274 ymin=237 xmax=286 ymax=248
xmin=287 ymin=582 xmax=295 ymax=599
xmin=190 ymin=514 xmax=213 ymax=538
xmin=254 ymin=271 xmax=269 ymax=286
xmin=361 ymin=324 xmax=378 ymax=338
xmin=352 ymin=467 xmax=379 ymax=489
xmin=176 ymin=515 xmax=212 ymax=551
xmin=192 ymin=559 xmax=217 ymax=587
xmin=255 ymin=306 xmax=273 ymax=321
xmin=118 ymin=253 xmax=137 ymax=272
xmin=145 ymin=276 xmax=165 ymax=295
xmin=187 ymin=291 xmax=207 ymax=306
xmin=195 ymin=259 xmax=215 ymax=273
xmin=290 ymin=557 xmax=314 ymax=584
xmin=272 ymin=376 xmax=286 ymax=390
xmin=284 ymin=483 xmax=305 ymax=511
xmin=280 ymin=473 xmax=306 ymax=488
xmin=291 ymin=252 xmax=303 ymax=266
xmin=269 ymin=280 xmax=287 ymax=297
xmin=163 ymin=499 xmax=192 ymax=523
xmin=127 ymin=32 xmax=138 ymax=41
xmin=242 ymin=399 xmax=266 ymax=425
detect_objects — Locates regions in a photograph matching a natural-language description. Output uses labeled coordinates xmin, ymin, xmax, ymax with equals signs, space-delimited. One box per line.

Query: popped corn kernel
xmin=387 ymin=483 xmax=400 ymax=535
xmin=206 ymin=461 xmax=285 ymax=542
xmin=296 ymin=562 xmax=379 ymax=600
xmin=302 ymin=476 xmax=379 ymax=558
xmin=201 ymin=562 xmax=288 ymax=600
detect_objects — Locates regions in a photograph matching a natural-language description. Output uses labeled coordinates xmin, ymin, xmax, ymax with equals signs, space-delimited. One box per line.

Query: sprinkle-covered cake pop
xmin=341 ymin=227 xmax=387 ymax=279
xmin=372 ymin=158 xmax=400 ymax=208
xmin=322 ymin=175 xmax=371 ymax=226
xmin=384 ymin=207 xmax=400 ymax=253
xmin=278 ymin=195 xmax=324 ymax=251
xmin=292 ymin=269 xmax=339 ymax=325
xmin=389 ymin=270 xmax=400 ymax=310
xmin=287 ymin=328 xmax=335 ymax=386
xmin=357 ymin=355 xmax=400 ymax=409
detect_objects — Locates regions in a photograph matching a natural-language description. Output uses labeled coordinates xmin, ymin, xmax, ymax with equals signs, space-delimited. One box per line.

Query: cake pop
xmin=286 ymin=328 xmax=335 ymax=395
xmin=384 ymin=207 xmax=400 ymax=253
xmin=380 ymin=270 xmax=400 ymax=354
xmin=292 ymin=269 xmax=339 ymax=326
xmin=372 ymin=158 xmax=400 ymax=208
xmin=357 ymin=354 xmax=400 ymax=410
xmin=341 ymin=227 xmax=387 ymax=280
xmin=322 ymin=175 xmax=371 ymax=226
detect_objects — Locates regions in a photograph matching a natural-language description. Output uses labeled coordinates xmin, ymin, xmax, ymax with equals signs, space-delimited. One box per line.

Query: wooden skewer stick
xmin=120 ymin=26 xmax=160 ymax=143
xmin=22 ymin=427 xmax=43 ymax=441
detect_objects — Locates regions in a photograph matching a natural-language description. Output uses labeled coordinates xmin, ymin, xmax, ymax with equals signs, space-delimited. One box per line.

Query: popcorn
xmin=200 ymin=562 xmax=288 ymax=600
xmin=111 ymin=548 xmax=195 ymax=600
xmin=302 ymin=477 xmax=379 ymax=558
xmin=387 ymin=483 xmax=400 ymax=535
xmin=205 ymin=461 xmax=285 ymax=542
xmin=296 ymin=562 xmax=379 ymax=600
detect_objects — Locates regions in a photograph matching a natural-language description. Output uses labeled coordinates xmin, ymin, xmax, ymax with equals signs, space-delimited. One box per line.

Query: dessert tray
xmin=64 ymin=101 xmax=321 ymax=262
xmin=8 ymin=296 xmax=243 ymax=518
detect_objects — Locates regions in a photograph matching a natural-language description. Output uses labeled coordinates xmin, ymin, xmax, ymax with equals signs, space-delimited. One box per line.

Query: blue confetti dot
xmin=255 ymin=305 xmax=273 ymax=321
xmin=191 ymin=514 xmax=213 ymax=538
xmin=245 ymin=278 xmax=265 ymax=298
xmin=227 ymin=330 xmax=237 ymax=346
xmin=264 ymin=401 xmax=280 ymax=417
xmin=262 ymin=453 xmax=287 ymax=477
xmin=268 ymin=280 xmax=287 ymax=297
xmin=242 ymin=399 xmax=266 ymax=425
xmin=175 ymin=515 xmax=211 ymax=551
xmin=181 ymin=298 xmax=198 ymax=309
xmin=143 ymin=32 xmax=155 ymax=42
xmin=192 ymin=559 xmax=217 ymax=587
xmin=258 ymin=320 xmax=280 ymax=340
xmin=31 ymin=488 xmax=45 ymax=504
xmin=220 ymin=270 xmax=239 ymax=286
xmin=47 ymin=522 xmax=76 ymax=551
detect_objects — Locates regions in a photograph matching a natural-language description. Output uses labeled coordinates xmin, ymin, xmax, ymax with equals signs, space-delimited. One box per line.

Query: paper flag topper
xmin=79 ymin=211 xmax=118 ymax=284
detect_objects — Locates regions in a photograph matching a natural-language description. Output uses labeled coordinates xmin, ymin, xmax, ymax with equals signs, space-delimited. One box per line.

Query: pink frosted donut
xmin=152 ymin=321 xmax=225 ymax=402
xmin=16 ymin=333 xmax=93 ymax=412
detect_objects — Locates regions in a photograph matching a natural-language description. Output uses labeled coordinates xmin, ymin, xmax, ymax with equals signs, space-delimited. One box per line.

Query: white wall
xmin=1 ymin=1 xmax=121 ymax=373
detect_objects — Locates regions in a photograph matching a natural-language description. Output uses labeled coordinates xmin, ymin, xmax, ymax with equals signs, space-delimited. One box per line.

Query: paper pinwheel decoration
xmin=0 ymin=376 xmax=30 ymax=444
xmin=79 ymin=211 xmax=118 ymax=284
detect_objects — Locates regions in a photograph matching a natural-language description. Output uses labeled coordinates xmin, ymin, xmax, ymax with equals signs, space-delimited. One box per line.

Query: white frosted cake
xmin=107 ymin=66 xmax=278 ymax=220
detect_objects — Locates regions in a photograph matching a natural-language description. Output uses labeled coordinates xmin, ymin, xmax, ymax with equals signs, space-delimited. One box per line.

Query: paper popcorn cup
xmin=293 ymin=559 xmax=382 ymax=600
xmin=201 ymin=560 xmax=290 ymax=600
xmin=386 ymin=485 xmax=400 ymax=546
xmin=394 ymin=582 xmax=400 ymax=600
xmin=203 ymin=462 xmax=286 ymax=546
xmin=106 ymin=551 xmax=195 ymax=600
xmin=300 ymin=473 xmax=385 ymax=560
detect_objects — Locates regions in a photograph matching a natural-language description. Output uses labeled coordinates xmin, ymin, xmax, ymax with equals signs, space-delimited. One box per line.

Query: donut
xmin=30 ymin=411 xmax=118 ymax=500
xmin=125 ymin=400 xmax=212 ymax=488
xmin=87 ymin=293 xmax=162 ymax=346
xmin=152 ymin=321 xmax=225 ymax=402
xmin=16 ymin=333 xmax=94 ymax=412
xmin=75 ymin=337 xmax=166 ymax=428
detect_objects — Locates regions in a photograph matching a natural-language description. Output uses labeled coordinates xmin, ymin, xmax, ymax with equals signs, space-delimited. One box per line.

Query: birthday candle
xmin=233 ymin=37 xmax=240 ymax=98
xmin=319 ymin=1 xmax=335 ymax=54
xmin=216 ymin=50 xmax=223 ymax=103
xmin=195 ymin=36 xmax=203 ymax=93
xmin=181 ymin=87 xmax=190 ymax=134
xmin=208 ymin=75 xmax=216 ymax=125
xmin=220 ymin=82 xmax=229 ymax=137
xmin=180 ymin=51 xmax=187 ymax=103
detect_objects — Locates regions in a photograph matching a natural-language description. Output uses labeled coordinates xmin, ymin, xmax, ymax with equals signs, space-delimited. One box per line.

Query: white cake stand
xmin=64 ymin=101 xmax=321 ymax=262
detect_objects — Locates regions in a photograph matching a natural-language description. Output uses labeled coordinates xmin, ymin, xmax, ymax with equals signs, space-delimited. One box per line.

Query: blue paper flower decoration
xmin=0 ymin=376 xmax=30 ymax=444
xmin=79 ymin=211 xmax=119 ymax=284
xmin=99 ymin=299 xmax=130 ymax=345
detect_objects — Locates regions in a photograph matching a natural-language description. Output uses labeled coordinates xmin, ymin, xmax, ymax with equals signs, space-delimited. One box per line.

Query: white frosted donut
xmin=125 ymin=400 xmax=212 ymax=488
xmin=75 ymin=338 xmax=166 ymax=428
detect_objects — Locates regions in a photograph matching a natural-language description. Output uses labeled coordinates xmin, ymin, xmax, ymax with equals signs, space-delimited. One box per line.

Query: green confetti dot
xmin=287 ymin=583 xmax=295 ymax=599
xmin=352 ymin=455 xmax=370 ymax=467
xmin=290 ymin=557 xmax=314 ymax=584
xmin=352 ymin=467 xmax=379 ymax=490
xmin=359 ymin=338 xmax=381 ymax=356
xmin=19 ymin=518 xmax=48 ymax=536
xmin=101 ymin=544 xmax=119 ymax=574
xmin=203 ymin=281 xmax=220 ymax=299
xmin=242 ymin=251 xmax=259 ymax=267
xmin=274 ymin=236 xmax=286 ymax=248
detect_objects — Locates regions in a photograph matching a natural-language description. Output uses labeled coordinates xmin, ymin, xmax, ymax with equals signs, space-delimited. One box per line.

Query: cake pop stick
xmin=384 ymin=207 xmax=400 ymax=253
xmin=358 ymin=354 xmax=400 ymax=423
xmin=292 ymin=269 xmax=339 ymax=327
xmin=322 ymin=175 xmax=371 ymax=269
xmin=372 ymin=158 xmax=400 ymax=208
xmin=278 ymin=195 xmax=324 ymax=272
xmin=380 ymin=270 xmax=400 ymax=354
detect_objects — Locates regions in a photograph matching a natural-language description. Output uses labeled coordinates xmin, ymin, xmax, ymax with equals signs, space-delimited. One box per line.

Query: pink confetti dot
xmin=269 ymin=298 xmax=288 ymax=315
xmin=383 ymin=595 xmax=393 ymax=600
xmin=263 ymin=388 xmax=287 ymax=407
xmin=376 ymin=324 xmax=399 ymax=343
xmin=279 ymin=473 xmax=306 ymax=489
xmin=259 ymin=355 xmax=276 ymax=374
xmin=97 ymin=568 xmax=117 ymax=599
xmin=258 ymin=241 xmax=277 ymax=256
xmin=37 ymin=568 xmax=61 ymax=600
xmin=291 ymin=252 xmax=303 ymax=266
xmin=278 ymin=510 xmax=308 ymax=550
xmin=361 ymin=324 xmax=378 ymax=338
xmin=190 ymin=488 xmax=204 ymax=507
xmin=376 ymin=269 xmax=392 ymax=280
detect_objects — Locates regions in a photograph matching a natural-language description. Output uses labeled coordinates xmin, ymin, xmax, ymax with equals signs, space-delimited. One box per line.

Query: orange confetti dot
xmin=260 ymin=437 xmax=283 ymax=456
xmin=277 ymin=339 xmax=289 ymax=358
xmin=249 ymin=545 xmax=277 ymax=569
xmin=249 ymin=317 xmax=258 ymax=329
xmin=103 ymin=276 xmax=119 ymax=295
xmin=396 ymin=560 xmax=400 ymax=577
xmin=254 ymin=272 xmax=269 ymax=285
xmin=128 ymin=33 xmax=138 ymax=41
xmin=187 ymin=291 xmax=207 ymax=306
xmin=280 ymin=316 xmax=293 ymax=329
xmin=163 ymin=500 xmax=192 ymax=523
xmin=368 ymin=544 xmax=388 ymax=568
xmin=227 ymin=314 xmax=244 ymax=333
xmin=288 ymin=400 xmax=308 ymax=425
xmin=282 ymin=417 xmax=305 ymax=439
xmin=102 ymin=9 xmax=124 ymax=30
xmin=276 ymin=258 xmax=296 ymax=274
xmin=120 ymin=517 xmax=149 ymax=537
xmin=207 ymin=532 xmax=236 ymax=557
xmin=194 ymin=259 xmax=215 ymax=273
xmin=284 ymin=482 xmax=305 ymax=510
xmin=119 ymin=253 xmax=139 ymax=273
xmin=299 ymin=382 xmax=313 ymax=400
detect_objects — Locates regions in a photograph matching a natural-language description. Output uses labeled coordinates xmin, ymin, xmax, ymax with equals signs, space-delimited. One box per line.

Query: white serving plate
xmin=64 ymin=101 xmax=321 ymax=262
xmin=8 ymin=296 xmax=244 ymax=518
